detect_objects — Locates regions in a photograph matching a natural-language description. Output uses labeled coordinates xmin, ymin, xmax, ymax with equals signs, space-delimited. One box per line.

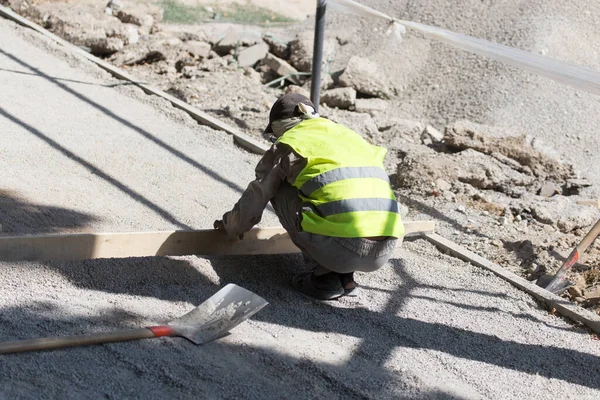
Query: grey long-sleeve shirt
xmin=221 ymin=142 xmax=307 ymax=239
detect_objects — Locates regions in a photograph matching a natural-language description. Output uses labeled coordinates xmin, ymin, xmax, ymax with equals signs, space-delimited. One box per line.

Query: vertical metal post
xmin=310 ymin=0 xmax=327 ymax=111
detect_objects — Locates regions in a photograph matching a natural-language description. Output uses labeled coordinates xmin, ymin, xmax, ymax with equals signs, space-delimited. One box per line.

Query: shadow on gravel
xmin=0 ymin=48 xmax=246 ymax=195
xmin=44 ymin=256 xmax=219 ymax=305
xmin=0 ymin=301 xmax=470 ymax=399
xmin=0 ymin=67 xmax=135 ymax=88
xmin=0 ymin=106 xmax=191 ymax=229
xmin=0 ymin=190 xmax=98 ymax=235
xmin=208 ymin=253 xmax=600 ymax=392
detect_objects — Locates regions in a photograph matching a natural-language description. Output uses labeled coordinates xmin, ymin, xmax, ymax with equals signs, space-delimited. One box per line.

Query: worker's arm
xmin=215 ymin=143 xmax=301 ymax=240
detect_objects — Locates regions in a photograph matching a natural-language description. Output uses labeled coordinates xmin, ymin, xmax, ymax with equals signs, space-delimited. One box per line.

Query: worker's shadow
xmin=0 ymin=190 xmax=98 ymax=235
xmin=207 ymin=245 xmax=600 ymax=392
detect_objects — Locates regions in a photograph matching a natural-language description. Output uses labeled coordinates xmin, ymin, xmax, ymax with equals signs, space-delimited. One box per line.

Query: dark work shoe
xmin=339 ymin=272 xmax=361 ymax=297
xmin=291 ymin=272 xmax=344 ymax=300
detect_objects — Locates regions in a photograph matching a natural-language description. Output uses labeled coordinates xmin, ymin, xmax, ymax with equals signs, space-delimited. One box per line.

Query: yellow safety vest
xmin=276 ymin=117 xmax=404 ymax=238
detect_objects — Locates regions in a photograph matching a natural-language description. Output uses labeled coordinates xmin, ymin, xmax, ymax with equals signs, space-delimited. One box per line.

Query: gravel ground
xmin=2 ymin=13 xmax=600 ymax=400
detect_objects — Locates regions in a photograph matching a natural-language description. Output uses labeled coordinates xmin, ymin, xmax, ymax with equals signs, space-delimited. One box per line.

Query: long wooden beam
xmin=423 ymin=233 xmax=600 ymax=336
xmin=0 ymin=221 xmax=435 ymax=262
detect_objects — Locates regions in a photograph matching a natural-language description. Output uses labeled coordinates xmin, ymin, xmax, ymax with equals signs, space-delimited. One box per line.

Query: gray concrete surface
xmin=1 ymin=16 xmax=600 ymax=400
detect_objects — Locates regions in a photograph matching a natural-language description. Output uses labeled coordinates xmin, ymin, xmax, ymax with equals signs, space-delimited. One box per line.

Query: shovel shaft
xmin=546 ymin=218 xmax=600 ymax=292
xmin=0 ymin=326 xmax=174 ymax=355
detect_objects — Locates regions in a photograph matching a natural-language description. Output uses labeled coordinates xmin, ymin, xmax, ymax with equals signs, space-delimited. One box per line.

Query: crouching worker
xmin=214 ymin=93 xmax=404 ymax=300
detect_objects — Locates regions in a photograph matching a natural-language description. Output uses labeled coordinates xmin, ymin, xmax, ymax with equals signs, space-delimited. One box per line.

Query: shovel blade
xmin=168 ymin=284 xmax=268 ymax=345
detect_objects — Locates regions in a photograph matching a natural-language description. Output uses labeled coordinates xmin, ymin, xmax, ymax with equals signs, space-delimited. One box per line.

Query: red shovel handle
xmin=0 ymin=326 xmax=175 ymax=355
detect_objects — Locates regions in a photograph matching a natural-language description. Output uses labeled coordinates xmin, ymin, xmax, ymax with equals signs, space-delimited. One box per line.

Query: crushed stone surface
xmin=1 ymin=16 xmax=600 ymax=399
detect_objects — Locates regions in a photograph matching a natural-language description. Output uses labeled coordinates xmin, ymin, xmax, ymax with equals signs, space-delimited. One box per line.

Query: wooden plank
xmin=423 ymin=233 xmax=600 ymax=335
xmin=0 ymin=221 xmax=435 ymax=262
xmin=0 ymin=5 xmax=269 ymax=155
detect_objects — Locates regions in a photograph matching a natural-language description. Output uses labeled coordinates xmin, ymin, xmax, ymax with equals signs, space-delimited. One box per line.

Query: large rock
xmin=320 ymin=87 xmax=356 ymax=109
xmin=395 ymin=145 xmax=536 ymax=195
xmin=444 ymin=120 xmax=575 ymax=182
xmin=183 ymin=40 xmax=211 ymax=59
xmin=263 ymin=53 xmax=301 ymax=84
xmin=327 ymin=111 xmax=379 ymax=140
xmin=106 ymin=23 xmax=139 ymax=45
xmin=263 ymin=34 xmax=289 ymax=59
xmin=115 ymin=4 xmax=162 ymax=28
xmin=288 ymin=31 xmax=336 ymax=72
xmin=528 ymin=195 xmax=599 ymax=233
xmin=213 ymin=29 xmax=262 ymax=56
xmin=236 ymin=42 xmax=269 ymax=68
xmin=338 ymin=56 xmax=393 ymax=99
xmin=88 ymin=37 xmax=124 ymax=56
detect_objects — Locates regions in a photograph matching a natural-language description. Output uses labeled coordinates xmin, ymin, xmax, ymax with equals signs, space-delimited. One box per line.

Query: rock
xmin=199 ymin=57 xmax=227 ymax=72
xmin=175 ymin=57 xmax=197 ymax=72
xmin=213 ymin=29 xmax=261 ymax=56
xmin=421 ymin=125 xmax=444 ymax=145
xmin=263 ymin=34 xmax=289 ymax=59
xmin=183 ymin=40 xmax=211 ymax=59
xmin=106 ymin=24 xmax=139 ymax=45
xmin=574 ymin=296 xmax=587 ymax=303
xmin=584 ymin=286 xmax=600 ymax=304
xmin=116 ymin=9 xmax=155 ymax=28
xmin=379 ymin=119 xmax=424 ymax=146
xmin=213 ymin=29 xmax=239 ymax=56
xmin=263 ymin=53 xmax=301 ymax=84
xmin=353 ymin=98 xmax=388 ymax=115
xmin=285 ymin=85 xmax=311 ymax=98
xmin=320 ymin=88 xmax=356 ymax=109
xmin=436 ymin=179 xmax=452 ymax=192
xmin=539 ymin=181 xmax=559 ymax=197
xmin=105 ymin=0 xmax=124 ymax=13
xmin=564 ymin=178 xmax=592 ymax=195
xmin=338 ymin=56 xmax=393 ymax=99
xmin=530 ymin=195 xmax=598 ymax=233
xmin=395 ymin=144 xmax=535 ymax=196
xmin=236 ymin=42 xmax=269 ymax=67
xmin=457 ymin=205 xmax=467 ymax=214
xmin=568 ymin=285 xmax=584 ymax=298
xmin=88 ymin=37 xmax=124 ymax=56
xmin=288 ymin=31 xmax=336 ymax=72
xmin=444 ymin=120 xmax=575 ymax=182
xmin=328 ymin=111 xmax=379 ymax=140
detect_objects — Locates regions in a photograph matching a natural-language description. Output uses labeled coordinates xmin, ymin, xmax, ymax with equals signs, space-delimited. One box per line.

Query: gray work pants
xmin=270 ymin=182 xmax=400 ymax=275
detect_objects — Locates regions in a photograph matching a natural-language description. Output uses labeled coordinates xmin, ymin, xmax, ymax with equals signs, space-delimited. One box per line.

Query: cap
xmin=263 ymin=93 xmax=316 ymax=136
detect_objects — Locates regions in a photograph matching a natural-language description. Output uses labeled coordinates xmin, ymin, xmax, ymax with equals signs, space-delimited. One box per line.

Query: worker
xmin=214 ymin=93 xmax=404 ymax=300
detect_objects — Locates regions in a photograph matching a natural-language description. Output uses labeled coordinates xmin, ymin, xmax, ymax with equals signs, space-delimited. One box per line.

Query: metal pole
xmin=310 ymin=0 xmax=327 ymax=111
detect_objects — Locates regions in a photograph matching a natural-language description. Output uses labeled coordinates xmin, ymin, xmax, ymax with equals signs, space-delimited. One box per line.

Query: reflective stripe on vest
xmin=300 ymin=166 xmax=390 ymax=197
xmin=302 ymin=198 xmax=399 ymax=217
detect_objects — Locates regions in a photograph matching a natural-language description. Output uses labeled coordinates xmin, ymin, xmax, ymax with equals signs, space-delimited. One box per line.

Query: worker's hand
xmin=213 ymin=219 xmax=225 ymax=231
xmin=214 ymin=219 xmax=244 ymax=240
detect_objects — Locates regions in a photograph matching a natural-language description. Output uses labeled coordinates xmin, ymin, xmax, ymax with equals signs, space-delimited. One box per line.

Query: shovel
xmin=545 ymin=218 xmax=600 ymax=293
xmin=0 ymin=284 xmax=268 ymax=354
